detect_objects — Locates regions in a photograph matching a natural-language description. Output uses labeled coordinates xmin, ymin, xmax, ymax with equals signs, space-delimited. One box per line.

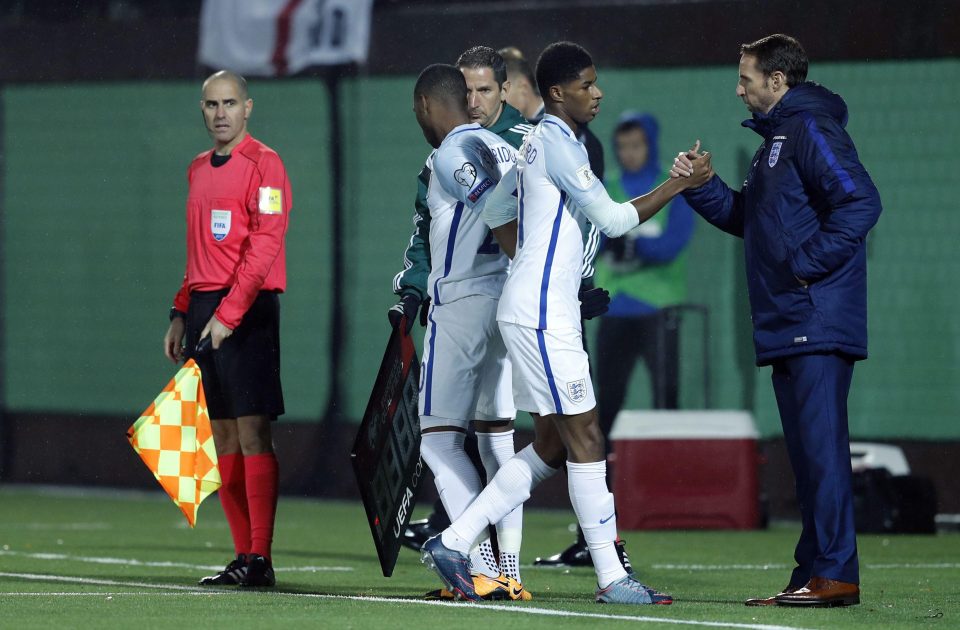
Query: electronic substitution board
xmin=351 ymin=324 xmax=424 ymax=577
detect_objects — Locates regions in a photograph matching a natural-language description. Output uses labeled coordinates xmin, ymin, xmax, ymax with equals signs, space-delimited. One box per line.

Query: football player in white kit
xmin=408 ymin=63 xmax=532 ymax=601
xmin=421 ymin=42 xmax=713 ymax=604
xmin=395 ymin=47 xmax=541 ymax=584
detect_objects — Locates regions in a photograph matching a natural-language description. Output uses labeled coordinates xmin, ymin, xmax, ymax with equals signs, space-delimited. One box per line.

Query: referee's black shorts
xmin=185 ymin=289 xmax=285 ymax=421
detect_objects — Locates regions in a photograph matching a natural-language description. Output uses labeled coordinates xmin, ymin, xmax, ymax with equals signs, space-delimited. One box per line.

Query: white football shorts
xmin=418 ymin=294 xmax=515 ymax=424
xmin=498 ymin=321 xmax=596 ymax=417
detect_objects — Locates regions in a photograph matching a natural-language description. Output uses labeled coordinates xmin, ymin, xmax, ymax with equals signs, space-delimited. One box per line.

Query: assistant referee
xmin=163 ymin=70 xmax=292 ymax=588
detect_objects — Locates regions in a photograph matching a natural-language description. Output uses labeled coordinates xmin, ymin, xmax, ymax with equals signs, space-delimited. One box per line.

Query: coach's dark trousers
xmin=771 ymin=352 xmax=860 ymax=587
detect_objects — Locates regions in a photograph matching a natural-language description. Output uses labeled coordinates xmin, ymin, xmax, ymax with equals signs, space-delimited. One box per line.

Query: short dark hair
xmin=502 ymin=54 xmax=539 ymax=97
xmin=456 ymin=45 xmax=507 ymax=87
xmin=614 ymin=119 xmax=645 ymax=137
xmin=203 ymin=70 xmax=248 ymax=100
xmin=535 ymin=41 xmax=593 ymax=99
xmin=740 ymin=34 xmax=808 ymax=87
xmin=414 ymin=63 xmax=468 ymax=109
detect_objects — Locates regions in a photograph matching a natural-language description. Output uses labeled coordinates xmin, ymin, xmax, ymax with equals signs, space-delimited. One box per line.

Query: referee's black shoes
xmin=241 ymin=554 xmax=276 ymax=588
xmin=199 ymin=554 xmax=248 ymax=586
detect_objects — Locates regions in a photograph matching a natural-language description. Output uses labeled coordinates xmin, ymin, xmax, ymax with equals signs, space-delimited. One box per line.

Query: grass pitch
xmin=0 ymin=485 xmax=956 ymax=629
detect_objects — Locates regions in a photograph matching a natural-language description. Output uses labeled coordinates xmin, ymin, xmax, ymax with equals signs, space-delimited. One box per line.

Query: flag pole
xmin=0 ymin=82 xmax=7 ymax=481
xmin=322 ymin=63 xmax=347 ymax=428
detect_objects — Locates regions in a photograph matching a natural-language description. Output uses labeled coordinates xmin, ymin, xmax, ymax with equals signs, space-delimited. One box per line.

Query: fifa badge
xmin=211 ymin=209 xmax=231 ymax=242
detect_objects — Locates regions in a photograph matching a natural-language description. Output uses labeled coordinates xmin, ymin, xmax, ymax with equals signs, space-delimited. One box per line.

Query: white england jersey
xmin=498 ymin=114 xmax=607 ymax=330
xmin=426 ymin=123 xmax=517 ymax=305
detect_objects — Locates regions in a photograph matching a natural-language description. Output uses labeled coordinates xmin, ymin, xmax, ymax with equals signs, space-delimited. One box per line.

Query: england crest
xmin=567 ymin=378 xmax=587 ymax=403
xmin=768 ymin=141 xmax=782 ymax=168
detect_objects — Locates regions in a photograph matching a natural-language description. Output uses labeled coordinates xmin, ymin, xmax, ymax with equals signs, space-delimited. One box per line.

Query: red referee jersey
xmin=173 ymin=134 xmax=292 ymax=329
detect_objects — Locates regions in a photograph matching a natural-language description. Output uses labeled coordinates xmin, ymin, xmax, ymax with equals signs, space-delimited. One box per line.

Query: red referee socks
xmin=217 ymin=453 xmax=251 ymax=557
xmin=245 ymin=452 xmax=279 ymax=559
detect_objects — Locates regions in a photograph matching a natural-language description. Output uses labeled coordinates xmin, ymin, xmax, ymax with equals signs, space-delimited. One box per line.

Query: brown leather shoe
xmin=744 ymin=584 xmax=799 ymax=606
xmin=775 ymin=577 xmax=860 ymax=607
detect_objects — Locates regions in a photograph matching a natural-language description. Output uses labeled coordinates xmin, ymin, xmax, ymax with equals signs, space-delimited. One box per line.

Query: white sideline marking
xmin=0 ymin=572 xmax=218 ymax=592
xmin=654 ymin=564 xmax=790 ymax=571
xmin=279 ymin=566 xmax=356 ymax=573
xmin=654 ymin=562 xmax=960 ymax=571
xmin=294 ymin=594 xmax=813 ymax=630
xmin=0 ymin=572 xmax=812 ymax=630
xmin=0 ymin=522 xmax=112 ymax=531
xmin=0 ymin=550 xmax=352 ymax=572
xmin=4 ymin=592 xmax=231 ymax=597
xmin=865 ymin=563 xmax=960 ymax=569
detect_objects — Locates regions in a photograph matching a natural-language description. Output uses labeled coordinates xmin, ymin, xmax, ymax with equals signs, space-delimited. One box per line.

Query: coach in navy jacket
xmin=674 ymin=34 xmax=881 ymax=608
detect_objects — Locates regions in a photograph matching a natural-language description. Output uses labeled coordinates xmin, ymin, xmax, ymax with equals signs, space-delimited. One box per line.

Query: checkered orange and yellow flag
xmin=127 ymin=359 xmax=221 ymax=527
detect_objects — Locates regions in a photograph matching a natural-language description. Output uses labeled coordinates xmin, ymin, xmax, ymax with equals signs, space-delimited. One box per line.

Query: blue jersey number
xmin=477 ymin=229 xmax=500 ymax=254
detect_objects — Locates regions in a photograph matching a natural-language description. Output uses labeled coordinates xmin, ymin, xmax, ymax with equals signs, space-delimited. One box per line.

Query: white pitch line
xmin=2 ymin=592 xmax=232 ymax=597
xmin=280 ymin=566 xmax=354 ymax=573
xmin=292 ymin=593 xmax=814 ymax=630
xmin=865 ymin=563 xmax=960 ymax=569
xmin=0 ymin=522 xmax=112 ymax=531
xmin=0 ymin=572 xmax=812 ymax=630
xmin=0 ymin=572 xmax=220 ymax=592
xmin=0 ymin=550 xmax=353 ymax=572
xmin=653 ymin=562 xmax=960 ymax=571
xmin=653 ymin=564 xmax=791 ymax=571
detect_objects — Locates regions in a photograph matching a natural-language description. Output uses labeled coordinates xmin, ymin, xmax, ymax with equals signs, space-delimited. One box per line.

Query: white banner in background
xmin=199 ymin=0 xmax=373 ymax=76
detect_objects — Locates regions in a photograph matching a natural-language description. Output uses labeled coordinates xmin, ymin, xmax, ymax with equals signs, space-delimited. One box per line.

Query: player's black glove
xmin=578 ymin=286 xmax=610 ymax=320
xmin=419 ymin=297 xmax=431 ymax=327
xmin=388 ymin=293 xmax=421 ymax=335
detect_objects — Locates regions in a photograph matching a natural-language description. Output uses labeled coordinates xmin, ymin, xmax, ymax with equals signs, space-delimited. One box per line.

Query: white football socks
xmin=470 ymin=539 xmax=500 ymax=578
xmin=419 ymin=429 xmax=481 ymax=523
xmin=442 ymin=444 xmax=557 ymax=555
xmin=420 ymin=428 xmax=499 ymax=577
xmin=499 ymin=550 xmax=521 ymax=581
xmin=477 ymin=430 xmax=523 ymax=579
xmin=567 ymin=460 xmax=626 ymax=589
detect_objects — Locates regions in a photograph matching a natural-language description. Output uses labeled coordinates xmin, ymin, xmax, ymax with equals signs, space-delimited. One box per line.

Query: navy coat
xmin=684 ymin=82 xmax=882 ymax=365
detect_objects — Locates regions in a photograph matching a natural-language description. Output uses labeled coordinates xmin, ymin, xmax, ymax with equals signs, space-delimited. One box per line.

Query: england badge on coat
xmin=768 ymin=141 xmax=783 ymax=167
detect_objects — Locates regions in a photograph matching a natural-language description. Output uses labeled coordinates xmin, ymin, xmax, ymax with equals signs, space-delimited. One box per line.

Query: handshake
xmin=669 ymin=140 xmax=714 ymax=186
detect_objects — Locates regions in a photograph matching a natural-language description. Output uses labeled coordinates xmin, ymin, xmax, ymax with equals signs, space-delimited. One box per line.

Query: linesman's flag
xmin=127 ymin=359 xmax=221 ymax=527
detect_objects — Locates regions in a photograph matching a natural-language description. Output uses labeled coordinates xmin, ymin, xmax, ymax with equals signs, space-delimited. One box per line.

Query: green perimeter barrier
xmin=3 ymin=59 xmax=958 ymax=438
